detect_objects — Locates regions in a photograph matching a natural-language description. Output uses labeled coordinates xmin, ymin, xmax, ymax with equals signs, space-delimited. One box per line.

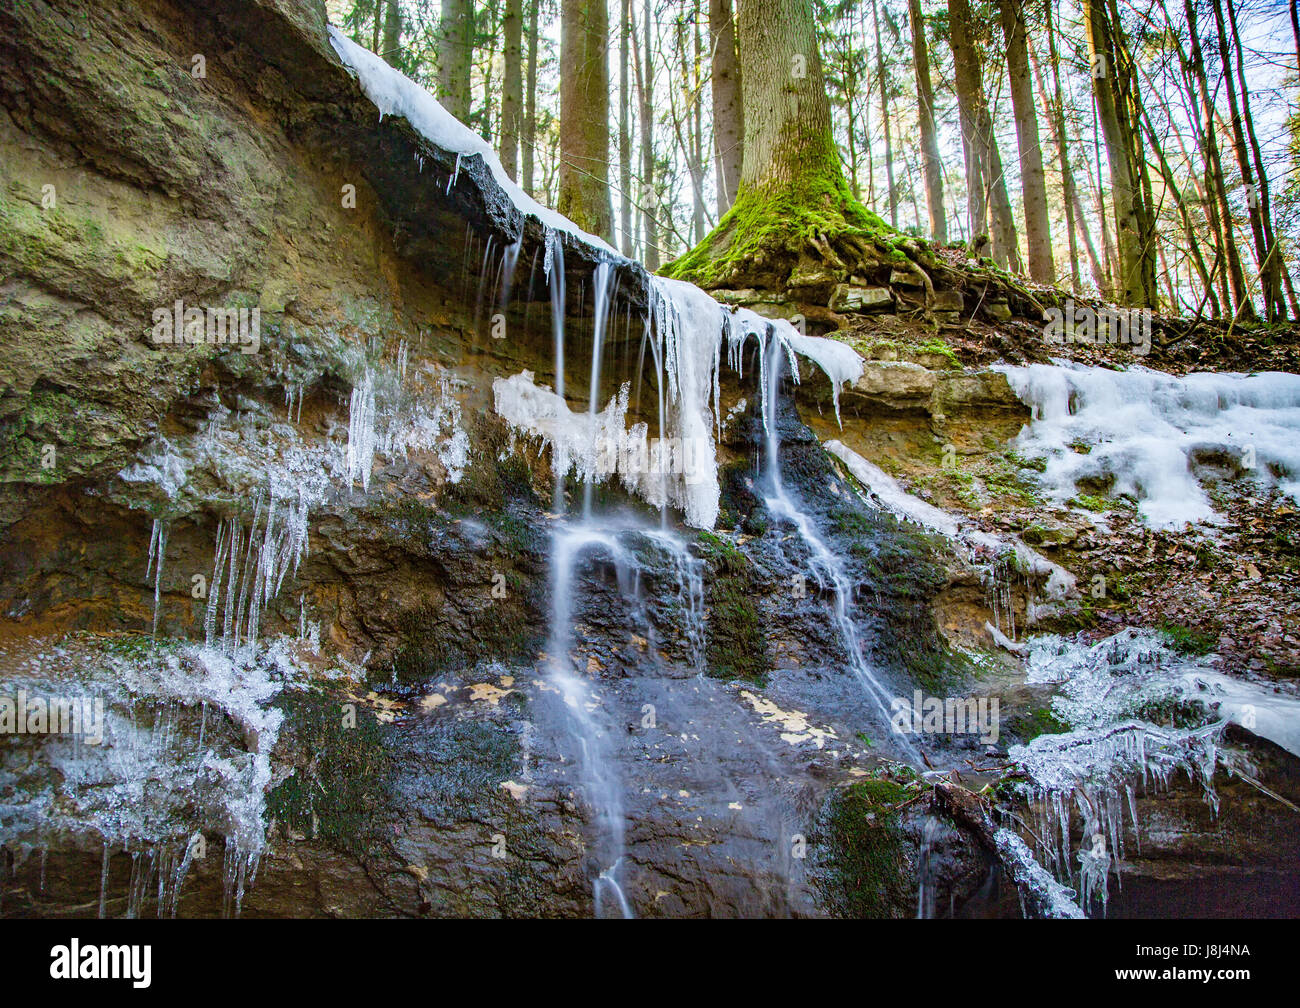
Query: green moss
xmin=914 ymin=337 xmax=962 ymax=369
xmin=698 ymin=532 xmax=770 ymax=686
xmin=980 ymin=454 xmax=1046 ymax=507
xmin=1006 ymin=450 xmax=1047 ymax=473
xmin=815 ymin=777 xmax=916 ymax=918
xmin=1070 ymin=493 xmax=1111 ymax=513
xmin=1158 ymin=622 xmax=1217 ymax=656
xmin=1007 ymin=703 xmax=1069 ymax=742
xmin=266 ymin=688 xmax=391 ymax=855
xmin=661 ymin=138 xmax=898 ymax=290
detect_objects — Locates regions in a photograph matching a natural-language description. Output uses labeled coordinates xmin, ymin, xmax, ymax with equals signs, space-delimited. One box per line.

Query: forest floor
xmin=819 ymin=294 xmax=1300 ymax=679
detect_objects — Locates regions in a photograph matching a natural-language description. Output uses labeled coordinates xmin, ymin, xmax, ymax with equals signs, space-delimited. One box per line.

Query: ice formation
xmin=494 ymin=309 xmax=866 ymax=529
xmin=996 ymin=362 xmax=1300 ymax=528
xmin=329 ymin=26 xmax=867 ymax=531
xmin=1003 ymin=627 xmax=1300 ymax=913
xmin=0 ymin=635 xmax=320 ymax=917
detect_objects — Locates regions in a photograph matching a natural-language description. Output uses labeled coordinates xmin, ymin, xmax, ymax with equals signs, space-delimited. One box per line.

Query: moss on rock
xmin=697 ymin=530 xmax=770 ymax=686
xmin=814 ymin=777 xmax=917 ymax=918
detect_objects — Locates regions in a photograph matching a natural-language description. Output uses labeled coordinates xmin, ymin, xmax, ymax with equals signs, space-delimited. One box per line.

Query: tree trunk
xmin=619 ymin=0 xmax=633 ymax=255
xmin=1084 ymin=0 xmax=1156 ymax=307
xmin=634 ymin=0 xmax=660 ymax=269
xmin=685 ymin=7 xmax=707 ymax=242
xmin=999 ymin=0 xmax=1054 ymax=282
xmin=500 ymin=0 xmax=523 ymax=180
xmin=1032 ymin=11 xmax=1080 ymax=291
xmin=381 ymin=0 xmax=401 ymax=66
xmin=949 ymin=0 xmax=989 ymax=249
xmin=908 ymin=0 xmax=947 ymax=243
xmin=664 ymin=0 xmax=883 ymax=288
xmin=438 ymin=0 xmax=473 ymax=122
xmin=871 ymin=0 xmax=898 ymax=229
xmin=1183 ymin=0 xmax=1250 ymax=317
xmin=522 ymin=1 xmax=539 ymax=197
xmin=734 ymin=0 xmax=836 ymax=195
xmin=479 ymin=0 xmax=498 ymax=142
xmin=1215 ymin=0 xmax=1285 ymax=319
xmin=709 ymin=0 xmax=743 ymax=216
xmin=987 ymin=131 xmax=1022 ymax=273
xmin=558 ymin=0 xmax=614 ymax=241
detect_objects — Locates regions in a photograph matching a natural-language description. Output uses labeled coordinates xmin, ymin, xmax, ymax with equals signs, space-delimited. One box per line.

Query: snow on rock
xmin=328 ymin=28 xmax=617 ymax=254
xmin=995 ymin=362 xmax=1300 ymax=529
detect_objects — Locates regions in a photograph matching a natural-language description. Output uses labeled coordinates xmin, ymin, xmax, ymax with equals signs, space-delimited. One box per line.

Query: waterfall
xmin=541 ymin=255 xmax=635 ymax=917
xmin=747 ymin=318 xmax=920 ymax=760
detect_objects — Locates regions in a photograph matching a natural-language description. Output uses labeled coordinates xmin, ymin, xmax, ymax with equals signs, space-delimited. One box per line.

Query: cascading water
xmin=742 ymin=315 xmax=919 ymax=759
xmin=539 ymin=250 xmax=637 ymax=917
xmin=545 ymin=523 xmax=634 ymax=918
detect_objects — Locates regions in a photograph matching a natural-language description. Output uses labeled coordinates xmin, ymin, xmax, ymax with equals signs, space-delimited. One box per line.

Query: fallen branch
xmin=932 ymin=778 xmax=1085 ymax=919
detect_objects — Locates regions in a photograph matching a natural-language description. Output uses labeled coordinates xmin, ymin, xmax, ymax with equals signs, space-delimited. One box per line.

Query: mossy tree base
xmin=662 ymin=169 xmax=941 ymax=304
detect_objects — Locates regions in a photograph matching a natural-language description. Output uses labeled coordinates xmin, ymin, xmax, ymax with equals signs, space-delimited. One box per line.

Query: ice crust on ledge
xmin=996 ymin=362 xmax=1300 ymax=528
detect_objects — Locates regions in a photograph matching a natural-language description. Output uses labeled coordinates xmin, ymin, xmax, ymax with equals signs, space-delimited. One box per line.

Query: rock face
xmin=1 ymin=0 xmax=1297 ymax=921
xmin=0 ymin=0 xmax=986 ymax=919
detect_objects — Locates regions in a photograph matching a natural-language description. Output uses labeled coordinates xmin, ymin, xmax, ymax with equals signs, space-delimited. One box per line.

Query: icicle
xmin=446 ymin=152 xmax=461 ymax=193
xmin=97 ymin=841 xmax=110 ymax=918
xmin=151 ymin=521 xmax=169 ymax=637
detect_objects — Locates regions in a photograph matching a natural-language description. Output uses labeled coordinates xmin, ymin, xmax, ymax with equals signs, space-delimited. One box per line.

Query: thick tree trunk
xmin=709 ymin=0 xmax=743 ymax=216
xmin=500 ymin=0 xmax=523 ymax=181
xmin=908 ymin=0 xmax=947 ymax=243
xmin=438 ymin=0 xmax=473 ymax=122
xmin=735 ymin=0 xmax=838 ymax=197
xmin=999 ymin=0 xmax=1054 ymax=283
xmin=558 ymin=0 xmax=614 ymax=241
xmin=664 ymin=0 xmax=888 ymax=289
